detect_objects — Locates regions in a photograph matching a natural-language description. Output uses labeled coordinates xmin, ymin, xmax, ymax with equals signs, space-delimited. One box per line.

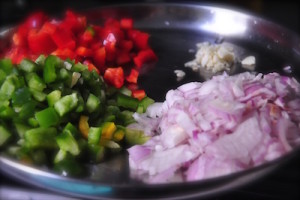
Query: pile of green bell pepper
xmin=0 ymin=55 xmax=153 ymax=177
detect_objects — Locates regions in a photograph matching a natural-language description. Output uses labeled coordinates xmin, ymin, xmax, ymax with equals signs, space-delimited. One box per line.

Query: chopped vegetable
xmin=128 ymin=72 xmax=300 ymax=183
xmin=0 ymin=56 xmax=153 ymax=177
xmin=2 ymin=10 xmax=158 ymax=90
xmin=104 ymin=67 xmax=124 ymax=89
xmin=0 ymin=125 xmax=11 ymax=146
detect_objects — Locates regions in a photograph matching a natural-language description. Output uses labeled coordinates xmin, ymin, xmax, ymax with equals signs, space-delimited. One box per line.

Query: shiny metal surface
xmin=1 ymin=3 xmax=300 ymax=200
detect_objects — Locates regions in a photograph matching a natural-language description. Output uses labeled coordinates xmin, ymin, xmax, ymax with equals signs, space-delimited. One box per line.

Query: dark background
xmin=0 ymin=0 xmax=300 ymax=200
xmin=0 ymin=0 xmax=300 ymax=34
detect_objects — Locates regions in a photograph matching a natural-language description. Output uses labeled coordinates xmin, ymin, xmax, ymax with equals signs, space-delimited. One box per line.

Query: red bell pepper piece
xmin=126 ymin=83 xmax=139 ymax=92
xmin=119 ymin=40 xmax=133 ymax=52
xmin=28 ymin=29 xmax=56 ymax=54
xmin=79 ymin=27 xmax=95 ymax=46
xmin=116 ymin=51 xmax=131 ymax=65
xmin=76 ymin=46 xmax=93 ymax=57
xmin=133 ymin=49 xmax=158 ymax=68
xmin=93 ymin=47 xmax=106 ymax=71
xmin=12 ymin=33 xmax=26 ymax=47
xmin=51 ymin=27 xmax=76 ymax=50
xmin=62 ymin=10 xmax=86 ymax=33
xmin=104 ymin=67 xmax=124 ymax=88
xmin=104 ymin=18 xmax=121 ymax=29
xmin=5 ymin=47 xmax=28 ymax=64
xmin=51 ymin=48 xmax=76 ymax=60
xmin=126 ymin=69 xmax=139 ymax=84
xmin=25 ymin=11 xmax=48 ymax=29
xmin=83 ymin=60 xmax=100 ymax=74
xmin=40 ymin=22 xmax=57 ymax=35
xmin=103 ymin=33 xmax=117 ymax=62
xmin=102 ymin=18 xmax=125 ymax=41
xmin=120 ymin=18 xmax=133 ymax=29
xmin=134 ymin=32 xmax=149 ymax=50
xmin=13 ymin=23 xmax=30 ymax=47
xmin=132 ymin=90 xmax=146 ymax=100
xmin=127 ymin=29 xmax=149 ymax=50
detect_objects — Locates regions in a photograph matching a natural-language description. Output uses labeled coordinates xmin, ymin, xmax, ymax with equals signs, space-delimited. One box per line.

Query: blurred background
xmin=0 ymin=0 xmax=300 ymax=200
xmin=0 ymin=0 xmax=300 ymax=34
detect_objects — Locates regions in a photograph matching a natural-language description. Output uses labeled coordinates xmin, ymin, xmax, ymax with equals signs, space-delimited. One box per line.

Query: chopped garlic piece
xmin=174 ymin=70 xmax=186 ymax=81
xmin=241 ymin=56 xmax=256 ymax=71
xmin=185 ymin=42 xmax=235 ymax=73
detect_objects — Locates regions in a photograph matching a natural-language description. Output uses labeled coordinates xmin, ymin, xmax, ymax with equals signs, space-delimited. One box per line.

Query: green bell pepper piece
xmin=35 ymin=107 xmax=60 ymax=128
xmin=117 ymin=93 xmax=139 ymax=110
xmin=29 ymin=88 xmax=47 ymax=102
xmin=88 ymin=127 xmax=102 ymax=145
xmin=88 ymin=144 xmax=105 ymax=163
xmin=0 ymin=58 xmax=13 ymax=74
xmin=14 ymin=122 xmax=31 ymax=138
xmin=56 ymin=130 xmax=80 ymax=156
xmin=63 ymin=122 xmax=79 ymax=138
xmin=11 ymin=87 xmax=32 ymax=106
xmin=47 ymin=90 xmax=61 ymax=107
xmin=24 ymin=127 xmax=57 ymax=149
xmin=54 ymin=93 xmax=78 ymax=116
xmin=86 ymin=93 xmax=100 ymax=113
xmin=26 ymin=73 xmax=46 ymax=92
xmin=0 ymin=125 xmax=11 ymax=146
xmin=19 ymin=59 xmax=38 ymax=73
xmin=44 ymin=55 xmax=60 ymax=83
xmin=0 ymin=77 xmax=16 ymax=98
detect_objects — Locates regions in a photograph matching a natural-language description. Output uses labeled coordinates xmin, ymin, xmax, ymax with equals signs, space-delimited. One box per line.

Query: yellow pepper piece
xmin=113 ymin=129 xmax=125 ymax=142
xmin=101 ymin=122 xmax=116 ymax=141
xmin=79 ymin=115 xmax=89 ymax=139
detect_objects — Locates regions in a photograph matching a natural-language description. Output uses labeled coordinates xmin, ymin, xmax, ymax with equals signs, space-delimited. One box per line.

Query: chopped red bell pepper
xmin=104 ymin=67 xmax=124 ymax=89
xmin=104 ymin=33 xmax=117 ymax=63
xmin=79 ymin=27 xmax=95 ymax=46
xmin=102 ymin=19 xmax=125 ymax=41
xmin=51 ymin=28 xmax=76 ymax=50
xmin=3 ymin=10 xmax=158 ymax=91
xmin=126 ymin=83 xmax=139 ymax=92
xmin=40 ymin=22 xmax=57 ymax=35
xmin=76 ymin=46 xmax=93 ymax=57
xmin=62 ymin=10 xmax=86 ymax=33
xmin=83 ymin=60 xmax=100 ymax=74
xmin=116 ymin=51 xmax=131 ymax=65
xmin=119 ymin=40 xmax=133 ymax=52
xmin=25 ymin=11 xmax=48 ymax=29
xmin=126 ymin=69 xmax=139 ymax=84
xmin=13 ymin=24 xmax=29 ymax=47
xmin=134 ymin=32 xmax=150 ymax=50
xmin=28 ymin=29 xmax=56 ymax=54
xmin=127 ymin=30 xmax=149 ymax=50
xmin=132 ymin=90 xmax=146 ymax=100
xmin=120 ymin=18 xmax=133 ymax=29
xmin=12 ymin=33 xmax=26 ymax=47
xmin=51 ymin=48 xmax=76 ymax=60
xmin=133 ymin=49 xmax=158 ymax=68
xmin=5 ymin=47 xmax=28 ymax=64
xmin=93 ymin=47 xmax=106 ymax=71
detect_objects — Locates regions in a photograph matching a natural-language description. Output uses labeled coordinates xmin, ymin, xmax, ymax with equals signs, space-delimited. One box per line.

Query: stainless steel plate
xmin=1 ymin=3 xmax=300 ymax=200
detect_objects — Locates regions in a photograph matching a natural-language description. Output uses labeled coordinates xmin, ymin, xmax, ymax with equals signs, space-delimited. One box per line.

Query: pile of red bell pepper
xmin=2 ymin=10 xmax=158 ymax=98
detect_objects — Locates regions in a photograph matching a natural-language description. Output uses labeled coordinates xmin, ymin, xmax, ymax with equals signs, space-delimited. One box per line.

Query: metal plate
xmin=1 ymin=3 xmax=300 ymax=200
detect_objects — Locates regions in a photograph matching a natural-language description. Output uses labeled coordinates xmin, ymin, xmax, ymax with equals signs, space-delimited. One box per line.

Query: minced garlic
xmin=185 ymin=42 xmax=236 ymax=73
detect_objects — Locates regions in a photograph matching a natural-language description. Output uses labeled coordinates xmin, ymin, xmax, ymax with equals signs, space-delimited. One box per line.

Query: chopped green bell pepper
xmin=54 ymin=93 xmax=78 ymax=116
xmin=35 ymin=107 xmax=60 ymax=128
xmin=0 ymin=125 xmax=11 ymax=146
xmin=56 ymin=130 xmax=80 ymax=156
xmin=24 ymin=127 xmax=57 ymax=149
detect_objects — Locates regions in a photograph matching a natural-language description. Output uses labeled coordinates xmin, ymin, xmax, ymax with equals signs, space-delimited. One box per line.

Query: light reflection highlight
xmin=201 ymin=8 xmax=247 ymax=35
